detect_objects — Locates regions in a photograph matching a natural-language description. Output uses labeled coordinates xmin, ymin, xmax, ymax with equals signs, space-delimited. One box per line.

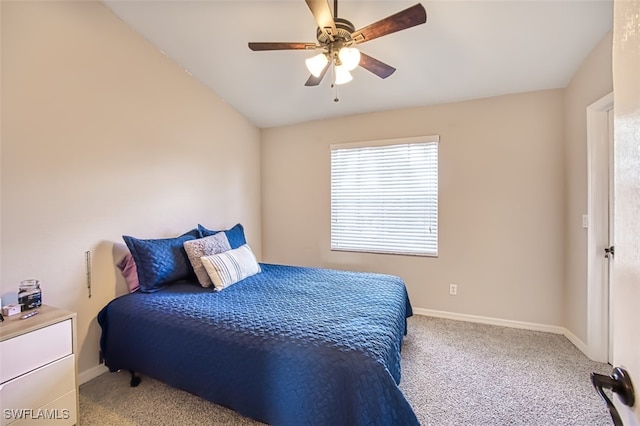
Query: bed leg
xmin=129 ymin=370 xmax=141 ymax=387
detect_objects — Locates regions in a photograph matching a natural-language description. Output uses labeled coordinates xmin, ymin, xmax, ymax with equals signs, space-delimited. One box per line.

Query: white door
xmin=586 ymin=93 xmax=613 ymax=364
xmin=606 ymin=108 xmax=614 ymax=363
xmin=611 ymin=0 xmax=640 ymax=422
xmin=611 ymin=0 xmax=640 ymax=426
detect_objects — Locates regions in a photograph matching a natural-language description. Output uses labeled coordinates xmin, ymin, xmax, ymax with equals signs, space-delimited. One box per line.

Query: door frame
xmin=586 ymin=91 xmax=613 ymax=363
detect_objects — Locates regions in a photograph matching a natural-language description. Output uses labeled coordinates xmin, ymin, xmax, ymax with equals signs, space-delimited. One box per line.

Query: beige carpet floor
xmin=79 ymin=315 xmax=612 ymax=425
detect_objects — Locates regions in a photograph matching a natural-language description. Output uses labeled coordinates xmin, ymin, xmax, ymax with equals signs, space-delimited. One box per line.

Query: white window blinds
xmin=330 ymin=136 xmax=439 ymax=256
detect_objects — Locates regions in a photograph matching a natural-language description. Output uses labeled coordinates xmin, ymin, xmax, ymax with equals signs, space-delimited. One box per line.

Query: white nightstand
xmin=0 ymin=305 xmax=78 ymax=425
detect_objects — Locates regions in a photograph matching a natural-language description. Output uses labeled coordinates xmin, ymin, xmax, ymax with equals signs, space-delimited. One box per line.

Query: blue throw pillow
xmin=197 ymin=223 xmax=246 ymax=249
xmin=123 ymin=229 xmax=199 ymax=293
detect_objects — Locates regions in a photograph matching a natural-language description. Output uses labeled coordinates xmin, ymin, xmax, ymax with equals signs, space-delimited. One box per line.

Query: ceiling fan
xmin=248 ymin=0 xmax=427 ymax=87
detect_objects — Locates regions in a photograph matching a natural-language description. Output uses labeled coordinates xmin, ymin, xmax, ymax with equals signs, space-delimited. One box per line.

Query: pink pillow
xmin=117 ymin=253 xmax=140 ymax=293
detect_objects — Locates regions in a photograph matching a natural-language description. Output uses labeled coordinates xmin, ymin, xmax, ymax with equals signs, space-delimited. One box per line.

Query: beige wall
xmin=0 ymin=0 xmax=617 ymax=383
xmin=563 ymin=33 xmax=613 ymax=343
xmin=262 ymin=90 xmax=566 ymax=326
xmin=1 ymin=1 xmax=261 ymax=377
xmin=612 ymin=0 xmax=640 ymax=422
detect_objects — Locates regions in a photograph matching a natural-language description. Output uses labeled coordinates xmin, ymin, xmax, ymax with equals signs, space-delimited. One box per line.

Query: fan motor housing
xmin=316 ymin=18 xmax=356 ymax=44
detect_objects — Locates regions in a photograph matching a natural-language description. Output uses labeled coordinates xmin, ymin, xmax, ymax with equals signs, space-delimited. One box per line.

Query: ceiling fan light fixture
xmin=306 ymin=53 xmax=329 ymax=77
xmin=338 ymin=47 xmax=361 ymax=71
xmin=249 ymin=2 xmax=427 ymax=90
xmin=334 ymin=64 xmax=353 ymax=85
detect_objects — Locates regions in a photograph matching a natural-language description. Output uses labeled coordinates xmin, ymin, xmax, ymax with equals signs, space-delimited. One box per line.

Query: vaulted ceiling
xmin=104 ymin=1 xmax=613 ymax=128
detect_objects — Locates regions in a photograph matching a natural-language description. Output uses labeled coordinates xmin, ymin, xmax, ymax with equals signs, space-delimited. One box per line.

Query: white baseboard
xmin=412 ymin=307 xmax=589 ymax=356
xmin=79 ymin=364 xmax=109 ymax=385
xmin=562 ymin=327 xmax=589 ymax=355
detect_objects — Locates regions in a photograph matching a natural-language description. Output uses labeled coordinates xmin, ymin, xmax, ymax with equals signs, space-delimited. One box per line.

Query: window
xmin=330 ymin=136 xmax=439 ymax=256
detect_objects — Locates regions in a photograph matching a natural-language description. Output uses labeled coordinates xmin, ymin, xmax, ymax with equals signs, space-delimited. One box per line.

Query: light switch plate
xmin=582 ymin=214 xmax=589 ymax=229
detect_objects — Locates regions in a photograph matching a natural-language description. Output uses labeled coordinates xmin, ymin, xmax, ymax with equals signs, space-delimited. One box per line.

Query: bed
xmin=98 ymin=258 xmax=418 ymax=425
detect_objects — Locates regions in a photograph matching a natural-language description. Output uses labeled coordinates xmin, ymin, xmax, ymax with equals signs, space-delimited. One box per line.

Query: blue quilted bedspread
xmin=98 ymin=263 xmax=418 ymax=425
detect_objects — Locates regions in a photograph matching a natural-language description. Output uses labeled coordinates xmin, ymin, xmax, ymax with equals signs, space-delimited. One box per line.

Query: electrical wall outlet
xmin=449 ymin=284 xmax=457 ymax=296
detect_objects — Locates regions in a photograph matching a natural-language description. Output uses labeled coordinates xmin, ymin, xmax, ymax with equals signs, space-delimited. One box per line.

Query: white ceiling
xmin=104 ymin=0 xmax=613 ymax=129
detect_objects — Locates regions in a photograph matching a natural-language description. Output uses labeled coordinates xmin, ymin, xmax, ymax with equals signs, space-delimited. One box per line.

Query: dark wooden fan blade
xmin=304 ymin=63 xmax=330 ymax=86
xmin=248 ymin=42 xmax=317 ymax=51
xmin=359 ymin=52 xmax=396 ymax=79
xmin=305 ymin=0 xmax=337 ymax=40
xmin=351 ymin=4 xmax=427 ymax=45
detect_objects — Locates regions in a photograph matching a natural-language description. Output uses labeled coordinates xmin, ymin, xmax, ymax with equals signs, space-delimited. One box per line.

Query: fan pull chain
xmin=330 ymin=62 xmax=340 ymax=102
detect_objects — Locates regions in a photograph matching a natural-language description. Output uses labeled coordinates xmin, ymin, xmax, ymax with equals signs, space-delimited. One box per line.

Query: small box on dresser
xmin=0 ymin=305 xmax=78 ymax=425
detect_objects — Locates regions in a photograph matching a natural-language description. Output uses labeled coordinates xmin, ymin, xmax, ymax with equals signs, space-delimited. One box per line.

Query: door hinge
xmin=604 ymin=246 xmax=615 ymax=258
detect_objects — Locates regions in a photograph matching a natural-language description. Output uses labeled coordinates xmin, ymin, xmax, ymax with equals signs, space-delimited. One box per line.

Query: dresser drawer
xmin=8 ymin=389 xmax=77 ymax=426
xmin=0 ymin=320 xmax=72 ymax=384
xmin=0 ymin=355 xmax=76 ymax=426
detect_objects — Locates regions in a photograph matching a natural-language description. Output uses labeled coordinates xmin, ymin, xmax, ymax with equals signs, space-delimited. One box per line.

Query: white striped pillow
xmin=200 ymin=244 xmax=261 ymax=291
